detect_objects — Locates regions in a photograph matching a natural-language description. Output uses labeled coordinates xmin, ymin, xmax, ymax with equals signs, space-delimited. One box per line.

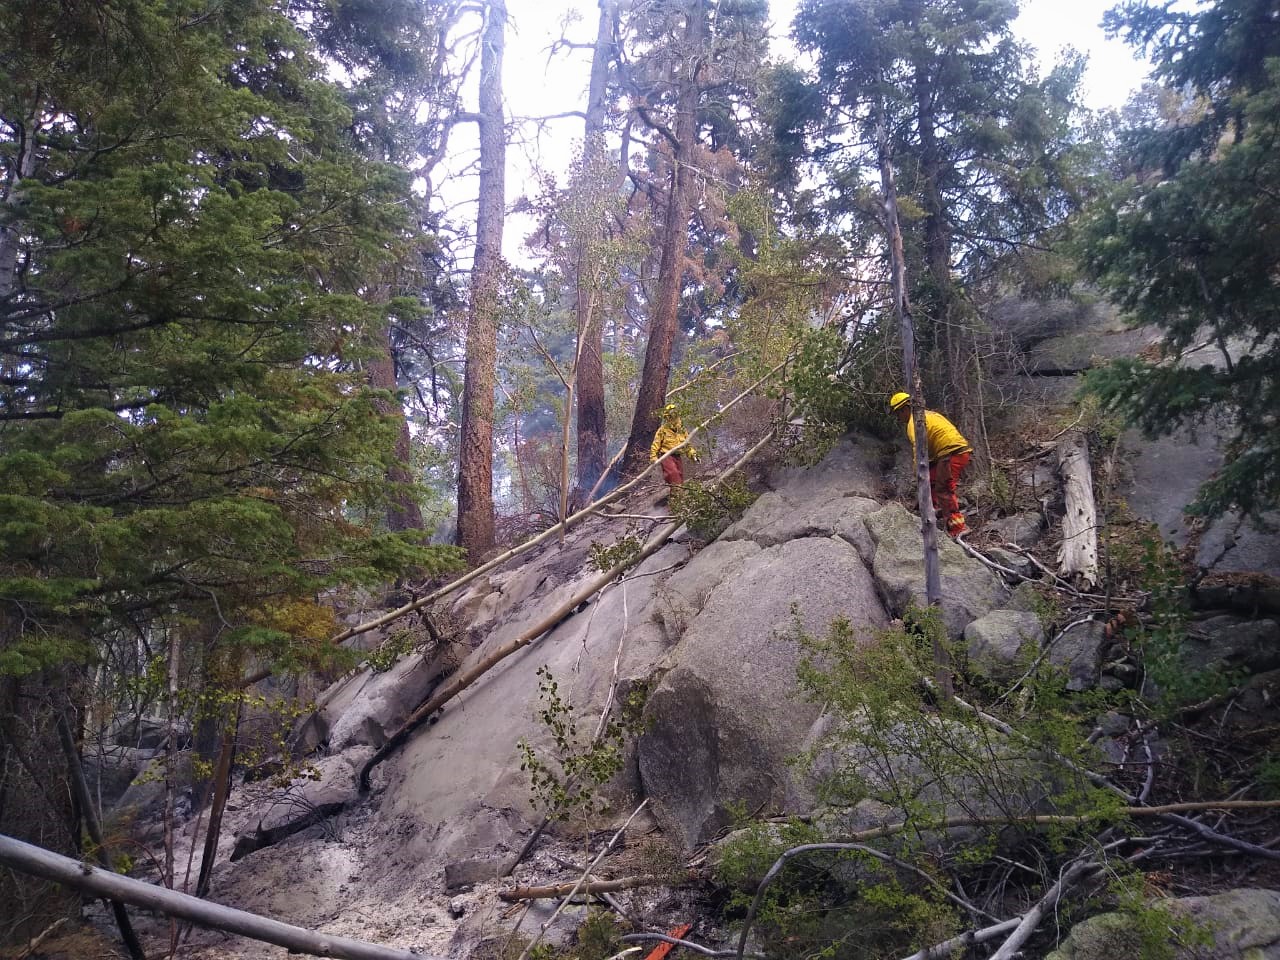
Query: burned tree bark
xmin=456 ymin=0 xmax=507 ymax=558
xmin=617 ymin=0 xmax=705 ymax=478
xmin=574 ymin=0 xmax=618 ymax=496
xmin=369 ymin=328 xmax=424 ymax=532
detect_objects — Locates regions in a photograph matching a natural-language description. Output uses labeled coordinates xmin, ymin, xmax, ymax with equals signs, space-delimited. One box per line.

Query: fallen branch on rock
xmin=987 ymin=856 xmax=1102 ymax=960
xmin=358 ymin=430 xmax=776 ymax=792
xmin=498 ymin=874 xmax=670 ymax=901
xmin=937 ymin=681 xmax=1280 ymax=861
xmin=515 ymin=800 xmax=649 ymax=960
xmin=0 ymin=833 xmax=434 ymax=960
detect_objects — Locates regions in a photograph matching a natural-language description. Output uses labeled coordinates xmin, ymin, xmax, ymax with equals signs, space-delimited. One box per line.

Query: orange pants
xmin=661 ymin=454 xmax=684 ymax=486
xmin=929 ymin=451 xmax=970 ymax=535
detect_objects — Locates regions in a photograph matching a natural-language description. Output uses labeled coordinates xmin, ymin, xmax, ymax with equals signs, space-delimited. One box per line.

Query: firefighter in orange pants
xmin=889 ymin=391 xmax=972 ymax=537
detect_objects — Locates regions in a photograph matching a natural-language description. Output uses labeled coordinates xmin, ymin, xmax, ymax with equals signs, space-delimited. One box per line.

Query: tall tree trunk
xmin=618 ymin=0 xmax=704 ymax=478
xmin=164 ymin=630 xmax=181 ymax=893
xmin=574 ymin=0 xmax=617 ymax=495
xmin=0 ymin=102 xmax=38 ymax=301
xmin=369 ymin=328 xmax=424 ymax=532
xmin=456 ymin=0 xmax=507 ymax=558
xmin=876 ymin=97 xmax=951 ymax=697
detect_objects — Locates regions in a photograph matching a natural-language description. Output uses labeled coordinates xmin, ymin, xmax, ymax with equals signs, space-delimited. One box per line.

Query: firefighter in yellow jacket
xmin=650 ymin=403 xmax=698 ymax=487
xmin=889 ymin=391 xmax=972 ymax=536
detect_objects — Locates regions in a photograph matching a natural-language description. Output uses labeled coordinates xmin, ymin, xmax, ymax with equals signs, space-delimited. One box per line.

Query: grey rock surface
xmin=1048 ymin=619 xmax=1108 ymax=691
xmin=984 ymin=512 xmax=1046 ymax=549
xmin=639 ymin=535 xmax=890 ymax=851
xmin=379 ymin=537 xmax=689 ymax=863
xmin=964 ymin=610 xmax=1044 ymax=681
xmin=722 ymin=433 xmax=886 ymax=549
xmin=1184 ymin=615 xmax=1280 ymax=674
xmin=1121 ymin=424 xmax=1280 ymax=579
xmin=864 ymin=504 xmax=1008 ymax=637
xmin=1046 ymin=888 xmax=1280 ymax=960
xmin=443 ymin=857 xmax=505 ymax=891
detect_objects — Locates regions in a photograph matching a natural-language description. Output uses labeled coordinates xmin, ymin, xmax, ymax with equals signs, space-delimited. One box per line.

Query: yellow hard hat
xmin=889 ymin=391 xmax=911 ymax=412
xmin=663 ymin=403 xmax=678 ymax=416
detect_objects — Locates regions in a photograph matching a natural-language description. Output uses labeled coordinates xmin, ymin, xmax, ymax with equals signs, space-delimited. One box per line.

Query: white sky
xmin=438 ymin=0 xmax=1156 ymax=262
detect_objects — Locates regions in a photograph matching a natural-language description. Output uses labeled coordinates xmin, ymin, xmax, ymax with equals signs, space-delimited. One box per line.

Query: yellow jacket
xmin=650 ymin=422 xmax=697 ymax=461
xmin=906 ymin=411 xmax=971 ymax=463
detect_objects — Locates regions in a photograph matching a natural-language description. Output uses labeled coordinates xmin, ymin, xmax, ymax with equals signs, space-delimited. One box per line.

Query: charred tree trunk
xmin=456 ymin=0 xmax=507 ymax=558
xmin=618 ymin=0 xmax=704 ymax=478
xmin=54 ymin=713 xmax=146 ymax=960
xmin=573 ymin=0 xmax=617 ymax=496
xmin=876 ymin=96 xmax=950 ymax=696
xmin=370 ymin=329 xmax=424 ymax=532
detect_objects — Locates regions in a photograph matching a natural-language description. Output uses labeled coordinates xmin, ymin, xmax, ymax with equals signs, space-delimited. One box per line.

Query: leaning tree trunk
xmin=456 ymin=0 xmax=507 ymax=558
xmin=617 ymin=0 xmax=704 ymax=478
xmin=876 ymin=95 xmax=950 ymax=696
xmin=574 ymin=0 xmax=617 ymax=495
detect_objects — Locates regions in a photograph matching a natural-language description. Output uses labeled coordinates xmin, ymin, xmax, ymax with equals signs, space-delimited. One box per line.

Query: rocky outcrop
xmin=1046 ymin=888 xmax=1280 ymax=960
xmin=639 ymin=535 xmax=889 ymax=851
xmin=863 ymin=504 xmax=1008 ymax=637
xmin=964 ymin=610 xmax=1044 ymax=680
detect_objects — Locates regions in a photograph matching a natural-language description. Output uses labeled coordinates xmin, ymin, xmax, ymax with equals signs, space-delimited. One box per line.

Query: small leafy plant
xmin=517 ymin=667 xmax=644 ymax=828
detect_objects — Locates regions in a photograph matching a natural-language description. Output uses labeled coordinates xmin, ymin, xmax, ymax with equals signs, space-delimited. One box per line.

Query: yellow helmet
xmin=889 ymin=391 xmax=911 ymax=412
xmin=662 ymin=403 xmax=678 ymax=417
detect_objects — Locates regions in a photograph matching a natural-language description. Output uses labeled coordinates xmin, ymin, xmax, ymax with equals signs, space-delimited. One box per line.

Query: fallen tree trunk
xmin=357 ymin=429 xmax=776 ymax=793
xmin=1056 ymin=430 xmax=1098 ymax=588
xmin=499 ymin=874 xmax=666 ymax=902
xmin=0 ymin=833 xmax=435 ymax=960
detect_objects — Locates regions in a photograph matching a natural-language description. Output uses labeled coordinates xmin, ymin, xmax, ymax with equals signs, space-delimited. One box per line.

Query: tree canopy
xmin=1078 ymin=0 xmax=1280 ymax=520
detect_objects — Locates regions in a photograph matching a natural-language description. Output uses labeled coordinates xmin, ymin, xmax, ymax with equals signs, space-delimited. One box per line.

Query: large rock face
xmin=171 ymin=432 xmax=1023 ymax=948
xmin=863 ymin=504 xmax=1008 ymax=637
xmin=639 ymin=535 xmax=889 ymax=851
xmin=1046 ymin=888 xmax=1280 ymax=960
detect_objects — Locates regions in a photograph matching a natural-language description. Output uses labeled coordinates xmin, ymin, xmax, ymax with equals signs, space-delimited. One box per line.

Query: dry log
xmin=498 ymin=874 xmax=666 ymax=902
xmin=0 ymin=833 xmax=435 ymax=960
xmin=357 ymin=430 xmax=776 ymax=792
xmin=1056 ymin=430 xmax=1098 ymax=587
xmin=516 ymin=800 xmax=650 ymax=960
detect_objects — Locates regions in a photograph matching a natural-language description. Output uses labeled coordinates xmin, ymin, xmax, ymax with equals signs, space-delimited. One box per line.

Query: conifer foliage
xmin=1078 ymin=0 xmax=1280 ymax=520
xmin=0 ymin=0 xmax=461 ymax=679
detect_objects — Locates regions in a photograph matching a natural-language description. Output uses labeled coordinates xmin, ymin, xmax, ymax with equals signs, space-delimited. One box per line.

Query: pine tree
xmin=1077 ymin=0 xmax=1280 ymax=519
xmin=0 ymin=0 xmax=462 ymax=681
xmin=783 ymin=0 xmax=1085 ymax=430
